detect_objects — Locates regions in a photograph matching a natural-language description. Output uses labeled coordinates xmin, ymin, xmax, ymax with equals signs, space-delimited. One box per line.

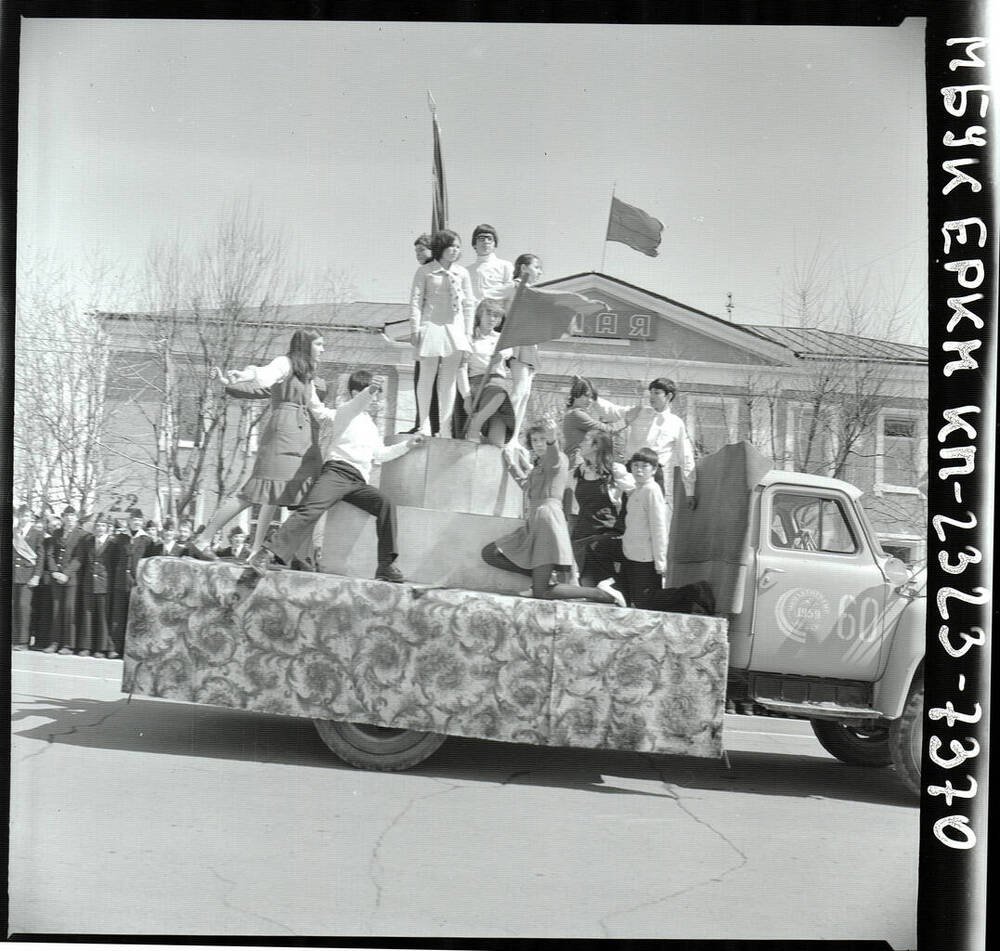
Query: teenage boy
xmin=48 ymin=505 xmax=88 ymax=654
xmin=467 ymin=223 xmax=514 ymax=303
xmin=250 ymin=371 xmax=424 ymax=582
xmin=618 ymin=448 xmax=668 ymax=608
xmin=602 ymin=377 xmax=697 ymax=508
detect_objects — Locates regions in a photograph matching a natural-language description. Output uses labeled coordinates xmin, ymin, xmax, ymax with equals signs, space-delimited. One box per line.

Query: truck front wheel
xmin=313 ymin=719 xmax=447 ymax=771
xmin=888 ymin=675 xmax=922 ymax=798
xmin=810 ymin=719 xmax=892 ymax=768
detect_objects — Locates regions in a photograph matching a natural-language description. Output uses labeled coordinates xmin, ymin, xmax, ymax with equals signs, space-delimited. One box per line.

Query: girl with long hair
xmin=481 ymin=419 xmax=625 ymax=605
xmin=489 ymin=252 xmax=543 ymax=451
xmin=187 ymin=329 xmax=335 ymax=560
xmin=457 ymin=299 xmax=515 ymax=446
xmin=570 ymin=429 xmax=634 ymax=585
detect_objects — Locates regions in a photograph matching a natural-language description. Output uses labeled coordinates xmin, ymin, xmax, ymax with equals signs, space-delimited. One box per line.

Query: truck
xmin=122 ymin=439 xmax=924 ymax=797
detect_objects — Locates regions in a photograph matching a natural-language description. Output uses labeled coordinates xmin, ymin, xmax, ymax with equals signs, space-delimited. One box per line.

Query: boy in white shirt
xmin=466 ymin=224 xmax=514 ymax=302
xmin=250 ymin=371 xmax=424 ymax=581
xmin=619 ymin=447 xmax=668 ymax=609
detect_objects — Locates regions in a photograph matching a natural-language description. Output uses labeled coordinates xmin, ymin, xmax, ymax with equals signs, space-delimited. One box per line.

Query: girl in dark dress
xmin=570 ymin=430 xmax=634 ymax=586
xmin=187 ymin=330 xmax=336 ymax=560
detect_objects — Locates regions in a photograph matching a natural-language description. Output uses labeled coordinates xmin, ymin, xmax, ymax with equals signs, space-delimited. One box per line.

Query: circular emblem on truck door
xmin=774 ymin=587 xmax=831 ymax=643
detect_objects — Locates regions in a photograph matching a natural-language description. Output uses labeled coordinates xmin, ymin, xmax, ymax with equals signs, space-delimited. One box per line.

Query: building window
xmin=686 ymin=396 xmax=738 ymax=457
xmin=875 ymin=411 xmax=924 ymax=494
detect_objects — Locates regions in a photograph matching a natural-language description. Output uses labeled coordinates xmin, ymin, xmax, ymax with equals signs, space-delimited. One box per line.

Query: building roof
xmin=742 ymin=325 xmax=927 ymax=365
xmin=97 ymin=282 xmax=928 ymax=367
xmin=98 ymin=300 xmax=407 ymax=332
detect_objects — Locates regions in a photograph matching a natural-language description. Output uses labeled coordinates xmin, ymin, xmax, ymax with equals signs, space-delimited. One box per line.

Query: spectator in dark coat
xmin=107 ymin=516 xmax=135 ymax=656
xmin=12 ymin=505 xmax=43 ymax=650
xmin=80 ymin=514 xmax=118 ymax=658
xmin=47 ymin=506 xmax=88 ymax=654
xmin=217 ymin=526 xmax=250 ymax=562
xmin=148 ymin=521 xmax=186 ymax=557
xmin=34 ymin=513 xmax=62 ymax=651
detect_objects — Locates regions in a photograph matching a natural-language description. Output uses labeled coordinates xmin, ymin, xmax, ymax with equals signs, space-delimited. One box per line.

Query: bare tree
xmin=14 ymin=250 xmax=128 ymax=515
xmin=776 ymin=247 xmax=922 ymax=481
xmin=114 ymin=201 xmax=303 ymax=522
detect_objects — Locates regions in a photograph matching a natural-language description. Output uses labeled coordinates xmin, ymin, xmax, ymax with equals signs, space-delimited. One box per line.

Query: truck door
xmin=749 ymin=486 xmax=890 ymax=681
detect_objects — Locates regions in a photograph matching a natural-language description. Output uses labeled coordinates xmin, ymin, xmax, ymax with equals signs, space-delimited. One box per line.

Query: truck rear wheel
xmin=810 ymin=719 xmax=892 ymax=768
xmin=312 ymin=719 xmax=447 ymax=771
xmin=888 ymin=675 xmax=922 ymax=798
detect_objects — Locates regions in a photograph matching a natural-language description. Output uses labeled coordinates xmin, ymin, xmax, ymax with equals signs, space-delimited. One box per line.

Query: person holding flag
xmin=482 ymin=252 xmax=545 ymax=448
xmin=487 ymin=254 xmax=607 ymax=452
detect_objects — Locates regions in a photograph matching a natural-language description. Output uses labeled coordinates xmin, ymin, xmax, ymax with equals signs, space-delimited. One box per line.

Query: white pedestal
xmin=320 ymin=437 xmax=526 ymax=593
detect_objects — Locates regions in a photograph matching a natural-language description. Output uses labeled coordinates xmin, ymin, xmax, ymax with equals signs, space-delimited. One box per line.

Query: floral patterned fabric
xmin=122 ymin=557 xmax=729 ymax=759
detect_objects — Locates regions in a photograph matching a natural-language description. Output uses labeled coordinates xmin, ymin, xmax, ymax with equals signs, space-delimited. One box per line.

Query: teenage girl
xmin=408 ymin=228 xmax=475 ymax=438
xmin=457 ymin=299 xmax=515 ymax=446
xmin=484 ymin=252 xmax=544 ymax=449
xmin=187 ymin=329 xmax=334 ymax=560
xmin=481 ymin=419 xmax=625 ymax=605
xmin=570 ymin=430 xmax=634 ymax=585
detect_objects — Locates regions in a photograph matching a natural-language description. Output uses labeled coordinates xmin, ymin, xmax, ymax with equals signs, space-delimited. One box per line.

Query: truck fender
xmin=872 ymin=596 xmax=925 ymax=720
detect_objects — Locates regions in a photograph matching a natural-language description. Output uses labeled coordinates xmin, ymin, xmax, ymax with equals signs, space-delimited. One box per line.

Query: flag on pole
xmin=428 ymin=91 xmax=448 ymax=233
xmin=606 ymin=195 xmax=663 ymax=257
xmin=495 ymin=282 xmax=606 ymax=351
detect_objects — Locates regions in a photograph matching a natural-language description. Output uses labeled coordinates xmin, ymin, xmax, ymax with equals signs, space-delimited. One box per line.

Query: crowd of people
xmin=11 ymin=507 xmax=257 ymax=656
xmin=13 ymin=222 xmax=711 ymax=658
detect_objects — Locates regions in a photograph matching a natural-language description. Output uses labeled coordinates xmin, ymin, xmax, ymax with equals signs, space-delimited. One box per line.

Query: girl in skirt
xmin=481 ymin=418 xmax=625 ymax=605
xmin=187 ymin=329 xmax=334 ymax=561
xmin=458 ymin=299 xmax=515 ymax=446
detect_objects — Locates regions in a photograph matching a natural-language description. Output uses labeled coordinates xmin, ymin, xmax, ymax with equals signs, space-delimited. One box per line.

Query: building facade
xmin=97 ymin=271 xmax=927 ymax=562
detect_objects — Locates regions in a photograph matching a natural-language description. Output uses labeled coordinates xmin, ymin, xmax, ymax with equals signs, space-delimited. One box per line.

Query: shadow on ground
xmin=13 ymin=691 xmax=917 ymax=808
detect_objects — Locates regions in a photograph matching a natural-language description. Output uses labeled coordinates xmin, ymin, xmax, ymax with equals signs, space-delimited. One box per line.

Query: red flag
xmin=429 ymin=91 xmax=448 ymax=233
xmin=495 ymin=282 xmax=606 ymax=351
xmin=606 ymin=195 xmax=663 ymax=257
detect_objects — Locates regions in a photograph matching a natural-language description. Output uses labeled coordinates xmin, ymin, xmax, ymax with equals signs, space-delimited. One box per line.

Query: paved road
xmin=9 ymin=651 xmax=918 ymax=945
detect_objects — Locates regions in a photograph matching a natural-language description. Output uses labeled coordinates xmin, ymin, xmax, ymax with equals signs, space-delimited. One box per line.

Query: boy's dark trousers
xmin=620 ymin=558 xmax=661 ymax=610
xmin=270 ymin=460 xmax=398 ymax=567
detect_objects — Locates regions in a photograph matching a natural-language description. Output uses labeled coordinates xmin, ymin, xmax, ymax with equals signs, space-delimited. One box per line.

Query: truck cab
xmin=671 ymin=443 xmax=925 ymax=796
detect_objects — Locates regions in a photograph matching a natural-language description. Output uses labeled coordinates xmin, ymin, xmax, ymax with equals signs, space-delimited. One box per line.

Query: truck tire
xmin=810 ymin=719 xmax=892 ymax=768
xmin=313 ymin=719 xmax=446 ymax=771
xmin=888 ymin=675 xmax=922 ymax=798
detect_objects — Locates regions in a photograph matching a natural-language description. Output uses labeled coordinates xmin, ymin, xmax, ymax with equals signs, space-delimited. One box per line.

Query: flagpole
xmin=601 ymin=183 xmax=616 ymax=273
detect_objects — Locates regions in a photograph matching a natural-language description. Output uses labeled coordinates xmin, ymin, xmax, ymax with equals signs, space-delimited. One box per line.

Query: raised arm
xmin=224 ymin=354 xmax=291 ymax=388
xmin=595 ymin=396 xmax=642 ymax=429
xmin=374 ymin=433 xmax=426 ymax=466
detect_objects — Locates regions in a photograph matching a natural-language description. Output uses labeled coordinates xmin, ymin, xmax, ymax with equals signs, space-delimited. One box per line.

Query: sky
xmin=18 ymin=17 xmax=928 ymax=343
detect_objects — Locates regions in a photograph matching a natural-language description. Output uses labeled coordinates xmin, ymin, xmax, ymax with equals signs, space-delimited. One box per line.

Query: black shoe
xmin=288 ymin=557 xmax=312 ymax=572
xmin=375 ymin=562 xmax=404 ymax=583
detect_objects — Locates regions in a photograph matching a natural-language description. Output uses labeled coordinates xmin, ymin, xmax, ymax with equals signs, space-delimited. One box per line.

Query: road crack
xmin=366 ymin=780 xmax=465 ymax=934
xmin=17 ymin=699 xmax=131 ymax=764
xmin=597 ymin=754 xmax=749 ymax=937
